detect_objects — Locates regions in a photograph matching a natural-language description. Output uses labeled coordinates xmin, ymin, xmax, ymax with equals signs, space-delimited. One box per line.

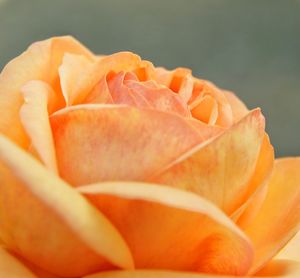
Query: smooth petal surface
xmin=20 ymin=81 xmax=58 ymax=173
xmin=275 ymin=231 xmax=300 ymax=262
xmin=79 ymin=182 xmax=254 ymax=276
xmin=224 ymin=91 xmax=249 ymax=122
xmin=51 ymin=105 xmax=221 ymax=186
xmin=84 ymin=260 xmax=300 ymax=278
xmin=245 ymin=158 xmax=300 ymax=274
xmin=59 ymin=53 xmax=93 ymax=106
xmin=0 ymin=135 xmax=133 ymax=277
xmin=0 ymin=247 xmax=37 ymax=278
xmin=150 ymin=109 xmax=265 ymax=214
xmin=234 ymin=134 xmax=274 ymax=227
xmin=0 ymin=36 xmax=94 ymax=148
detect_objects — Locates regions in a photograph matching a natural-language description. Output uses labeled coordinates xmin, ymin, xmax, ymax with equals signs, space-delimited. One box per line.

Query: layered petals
xmin=150 ymin=109 xmax=265 ymax=214
xmin=245 ymin=158 xmax=300 ymax=274
xmin=50 ymin=105 xmax=221 ymax=186
xmin=0 ymin=36 xmax=95 ymax=148
xmin=79 ymin=182 xmax=254 ymax=276
xmin=0 ymin=135 xmax=133 ymax=277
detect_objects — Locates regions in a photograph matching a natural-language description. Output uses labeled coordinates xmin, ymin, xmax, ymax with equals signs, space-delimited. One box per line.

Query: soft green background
xmin=0 ymin=0 xmax=299 ymax=156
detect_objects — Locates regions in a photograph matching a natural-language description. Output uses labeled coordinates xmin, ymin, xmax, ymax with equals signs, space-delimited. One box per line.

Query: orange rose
xmin=0 ymin=36 xmax=299 ymax=278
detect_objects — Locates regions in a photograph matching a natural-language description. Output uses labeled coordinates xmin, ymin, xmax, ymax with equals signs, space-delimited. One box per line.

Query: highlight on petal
xmin=0 ymin=247 xmax=37 ymax=278
xmin=59 ymin=53 xmax=93 ymax=106
xmin=0 ymin=36 xmax=95 ymax=148
xmin=244 ymin=158 xmax=300 ymax=274
xmin=224 ymin=91 xmax=249 ymax=123
xmin=0 ymin=135 xmax=133 ymax=277
xmin=275 ymin=231 xmax=300 ymax=262
xmin=50 ymin=105 xmax=220 ymax=186
xmin=78 ymin=181 xmax=254 ymax=276
xmin=255 ymin=259 xmax=300 ymax=277
xmin=20 ymin=81 xmax=58 ymax=173
xmin=150 ymin=109 xmax=265 ymax=215
xmin=234 ymin=134 xmax=274 ymax=227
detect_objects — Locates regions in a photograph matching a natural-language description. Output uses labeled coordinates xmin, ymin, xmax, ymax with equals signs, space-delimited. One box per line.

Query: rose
xmin=0 ymin=36 xmax=299 ymax=278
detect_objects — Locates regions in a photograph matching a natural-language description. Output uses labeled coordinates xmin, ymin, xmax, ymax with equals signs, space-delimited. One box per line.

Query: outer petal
xmin=50 ymin=105 xmax=221 ymax=186
xmin=150 ymin=109 xmax=265 ymax=214
xmin=0 ymin=135 xmax=133 ymax=277
xmin=83 ymin=260 xmax=300 ymax=278
xmin=0 ymin=36 xmax=94 ymax=148
xmin=78 ymin=182 xmax=254 ymax=276
xmin=245 ymin=158 xmax=300 ymax=274
xmin=224 ymin=91 xmax=249 ymax=122
xmin=20 ymin=80 xmax=58 ymax=173
xmin=0 ymin=247 xmax=37 ymax=278
xmin=234 ymin=134 xmax=274 ymax=227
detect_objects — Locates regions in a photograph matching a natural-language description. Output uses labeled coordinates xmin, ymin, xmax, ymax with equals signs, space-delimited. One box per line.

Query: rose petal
xmin=78 ymin=182 xmax=253 ymax=276
xmin=0 ymin=135 xmax=133 ymax=277
xmin=190 ymin=95 xmax=218 ymax=125
xmin=0 ymin=247 xmax=37 ymax=278
xmin=224 ymin=91 xmax=249 ymax=123
xmin=107 ymin=72 xmax=138 ymax=106
xmin=125 ymin=80 xmax=190 ymax=117
xmin=19 ymin=81 xmax=58 ymax=173
xmin=233 ymin=134 xmax=274 ymax=227
xmin=51 ymin=105 xmax=220 ymax=186
xmin=59 ymin=53 xmax=93 ymax=106
xmin=244 ymin=158 xmax=300 ymax=274
xmin=0 ymin=36 xmax=94 ymax=148
xmin=83 ymin=260 xmax=300 ymax=278
xmin=255 ymin=259 xmax=300 ymax=277
xmin=83 ymin=75 xmax=114 ymax=104
xmin=190 ymin=80 xmax=233 ymax=127
xmin=275 ymin=231 xmax=300 ymax=263
xmin=69 ymin=52 xmax=155 ymax=104
xmin=150 ymin=109 xmax=265 ymax=214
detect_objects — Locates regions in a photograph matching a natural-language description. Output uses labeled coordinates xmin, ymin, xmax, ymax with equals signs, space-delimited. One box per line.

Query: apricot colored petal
xmin=275 ymin=231 xmax=300 ymax=262
xmin=50 ymin=105 xmax=220 ymax=186
xmin=224 ymin=91 xmax=249 ymax=122
xmin=85 ymin=259 xmax=300 ymax=278
xmin=255 ymin=260 xmax=300 ymax=277
xmin=20 ymin=81 xmax=58 ymax=173
xmin=245 ymin=158 xmax=300 ymax=274
xmin=234 ymin=134 xmax=274 ymax=227
xmin=70 ymin=52 xmax=150 ymax=104
xmin=150 ymin=109 xmax=265 ymax=214
xmin=126 ymin=80 xmax=190 ymax=117
xmin=0 ymin=36 xmax=94 ymax=148
xmin=83 ymin=75 xmax=114 ymax=104
xmin=0 ymin=135 xmax=133 ymax=277
xmin=59 ymin=53 xmax=93 ymax=105
xmin=107 ymin=72 xmax=137 ymax=106
xmin=0 ymin=247 xmax=37 ymax=278
xmin=190 ymin=95 xmax=218 ymax=125
xmin=79 ymin=182 xmax=253 ymax=276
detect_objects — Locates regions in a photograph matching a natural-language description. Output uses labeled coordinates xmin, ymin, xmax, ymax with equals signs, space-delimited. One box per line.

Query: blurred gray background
xmin=0 ymin=0 xmax=299 ymax=156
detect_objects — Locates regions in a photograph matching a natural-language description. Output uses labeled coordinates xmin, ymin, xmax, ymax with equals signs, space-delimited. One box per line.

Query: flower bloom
xmin=0 ymin=36 xmax=299 ymax=278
